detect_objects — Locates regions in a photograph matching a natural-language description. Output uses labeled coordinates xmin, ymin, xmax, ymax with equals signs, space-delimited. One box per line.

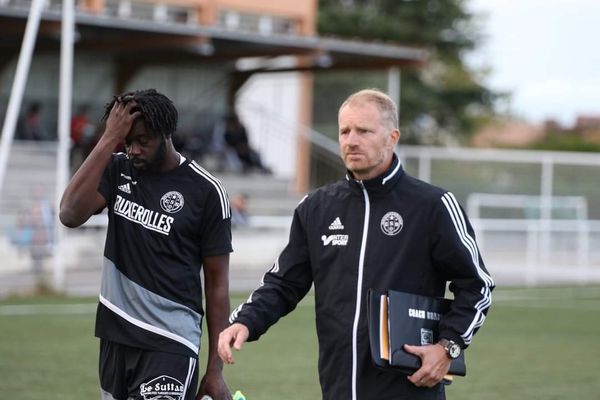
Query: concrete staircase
xmin=0 ymin=141 xmax=57 ymax=235
xmin=218 ymin=172 xmax=301 ymax=217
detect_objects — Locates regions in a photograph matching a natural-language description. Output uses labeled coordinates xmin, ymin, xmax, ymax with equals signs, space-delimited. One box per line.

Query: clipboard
xmin=367 ymin=289 xmax=466 ymax=376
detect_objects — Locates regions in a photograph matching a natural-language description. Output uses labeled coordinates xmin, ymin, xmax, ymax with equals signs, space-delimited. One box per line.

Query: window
xmin=217 ymin=10 xmax=297 ymax=35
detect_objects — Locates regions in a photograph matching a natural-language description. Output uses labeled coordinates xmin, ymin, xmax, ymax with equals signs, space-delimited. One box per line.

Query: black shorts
xmin=99 ymin=339 xmax=198 ymax=400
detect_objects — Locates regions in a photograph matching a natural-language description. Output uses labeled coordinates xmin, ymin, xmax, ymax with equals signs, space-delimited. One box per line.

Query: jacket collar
xmin=346 ymin=153 xmax=404 ymax=194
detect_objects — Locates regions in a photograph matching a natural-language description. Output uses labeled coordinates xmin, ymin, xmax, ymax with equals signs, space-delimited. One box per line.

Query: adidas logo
xmin=118 ymin=183 xmax=131 ymax=194
xmin=328 ymin=217 xmax=344 ymax=230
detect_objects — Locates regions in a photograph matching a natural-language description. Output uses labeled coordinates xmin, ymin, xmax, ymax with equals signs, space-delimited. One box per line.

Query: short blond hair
xmin=339 ymin=89 xmax=398 ymax=130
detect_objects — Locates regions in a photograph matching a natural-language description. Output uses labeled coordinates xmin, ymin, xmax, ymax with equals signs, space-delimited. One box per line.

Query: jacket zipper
xmin=352 ymin=181 xmax=370 ymax=400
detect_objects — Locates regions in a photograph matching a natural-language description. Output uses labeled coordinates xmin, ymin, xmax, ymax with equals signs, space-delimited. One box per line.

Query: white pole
xmin=539 ymin=156 xmax=554 ymax=273
xmin=387 ymin=67 xmax=401 ymax=119
xmin=525 ymin=222 xmax=539 ymax=287
xmin=417 ymin=152 xmax=431 ymax=183
xmin=53 ymin=0 xmax=75 ymax=291
xmin=0 ymin=0 xmax=45 ymax=194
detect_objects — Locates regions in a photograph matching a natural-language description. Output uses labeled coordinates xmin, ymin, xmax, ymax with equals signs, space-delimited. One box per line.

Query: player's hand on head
xmin=218 ymin=323 xmax=249 ymax=364
xmin=104 ymin=97 xmax=141 ymax=141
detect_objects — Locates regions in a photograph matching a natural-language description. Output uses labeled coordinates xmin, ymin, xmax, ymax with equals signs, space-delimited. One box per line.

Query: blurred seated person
xmin=230 ymin=193 xmax=250 ymax=228
xmin=16 ymin=102 xmax=45 ymax=141
xmin=173 ymin=129 xmax=206 ymax=162
xmin=223 ymin=113 xmax=271 ymax=174
xmin=70 ymin=105 xmax=95 ymax=166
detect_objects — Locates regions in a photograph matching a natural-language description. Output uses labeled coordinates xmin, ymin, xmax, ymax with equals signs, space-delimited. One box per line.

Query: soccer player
xmin=60 ymin=89 xmax=233 ymax=400
xmin=218 ymin=89 xmax=494 ymax=399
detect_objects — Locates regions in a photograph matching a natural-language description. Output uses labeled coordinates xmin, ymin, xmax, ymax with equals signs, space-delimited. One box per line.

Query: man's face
xmin=125 ymin=119 xmax=166 ymax=172
xmin=338 ymin=101 xmax=399 ymax=180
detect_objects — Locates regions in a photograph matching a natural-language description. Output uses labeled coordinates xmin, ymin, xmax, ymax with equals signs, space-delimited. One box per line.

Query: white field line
xmin=0 ymin=303 xmax=97 ymax=316
xmin=1 ymin=287 xmax=599 ymax=316
xmin=492 ymin=286 xmax=600 ymax=301
xmin=494 ymin=299 xmax=600 ymax=311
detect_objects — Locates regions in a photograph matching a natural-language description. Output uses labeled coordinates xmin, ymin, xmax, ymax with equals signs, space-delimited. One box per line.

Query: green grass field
xmin=1 ymin=286 xmax=600 ymax=400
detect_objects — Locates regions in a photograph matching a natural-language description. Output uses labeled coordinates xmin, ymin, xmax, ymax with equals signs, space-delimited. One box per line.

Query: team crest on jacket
xmin=380 ymin=211 xmax=403 ymax=236
xmin=140 ymin=375 xmax=184 ymax=400
xmin=160 ymin=191 xmax=184 ymax=213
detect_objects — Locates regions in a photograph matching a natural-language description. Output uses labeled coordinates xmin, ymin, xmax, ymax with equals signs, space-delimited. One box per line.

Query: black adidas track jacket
xmin=230 ymin=155 xmax=494 ymax=400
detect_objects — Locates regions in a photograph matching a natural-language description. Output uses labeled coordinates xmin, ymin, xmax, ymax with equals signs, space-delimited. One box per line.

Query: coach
xmin=218 ymin=89 xmax=494 ymax=399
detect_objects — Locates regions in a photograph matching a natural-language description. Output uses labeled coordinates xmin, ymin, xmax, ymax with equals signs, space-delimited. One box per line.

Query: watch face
xmin=448 ymin=343 xmax=461 ymax=359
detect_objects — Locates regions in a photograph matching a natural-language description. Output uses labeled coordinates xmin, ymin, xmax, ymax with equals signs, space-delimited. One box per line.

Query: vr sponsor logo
xmin=140 ymin=375 xmax=184 ymax=400
xmin=114 ymin=194 xmax=174 ymax=235
xmin=321 ymin=234 xmax=348 ymax=246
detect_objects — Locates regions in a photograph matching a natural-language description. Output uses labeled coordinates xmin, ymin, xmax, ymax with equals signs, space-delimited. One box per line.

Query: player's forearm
xmin=205 ymin=285 xmax=230 ymax=372
xmin=59 ymin=135 xmax=117 ymax=227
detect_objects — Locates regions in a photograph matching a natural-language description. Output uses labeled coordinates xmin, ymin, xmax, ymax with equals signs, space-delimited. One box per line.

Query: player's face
xmin=338 ymin=102 xmax=399 ymax=181
xmin=125 ymin=119 xmax=167 ymax=171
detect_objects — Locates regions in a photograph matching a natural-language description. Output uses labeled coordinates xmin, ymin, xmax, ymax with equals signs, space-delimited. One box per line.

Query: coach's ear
xmin=387 ymin=128 xmax=400 ymax=151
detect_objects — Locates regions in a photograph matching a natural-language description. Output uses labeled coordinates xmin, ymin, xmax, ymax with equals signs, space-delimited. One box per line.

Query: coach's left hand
xmin=404 ymin=344 xmax=451 ymax=388
xmin=197 ymin=369 xmax=232 ymax=400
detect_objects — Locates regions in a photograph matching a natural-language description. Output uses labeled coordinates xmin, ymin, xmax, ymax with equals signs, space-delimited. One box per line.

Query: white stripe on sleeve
xmin=441 ymin=192 xmax=493 ymax=344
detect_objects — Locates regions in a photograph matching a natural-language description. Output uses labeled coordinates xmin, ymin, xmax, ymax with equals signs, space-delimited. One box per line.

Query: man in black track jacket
xmin=218 ymin=89 xmax=494 ymax=400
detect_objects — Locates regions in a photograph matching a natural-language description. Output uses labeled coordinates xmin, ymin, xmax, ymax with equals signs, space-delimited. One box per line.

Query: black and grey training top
xmin=96 ymin=153 xmax=232 ymax=358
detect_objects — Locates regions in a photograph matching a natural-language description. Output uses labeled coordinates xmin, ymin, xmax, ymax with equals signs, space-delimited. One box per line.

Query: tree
xmin=316 ymin=0 xmax=499 ymax=144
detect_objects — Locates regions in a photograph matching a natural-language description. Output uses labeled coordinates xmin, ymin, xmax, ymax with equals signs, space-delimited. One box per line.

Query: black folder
xmin=367 ymin=289 xmax=466 ymax=376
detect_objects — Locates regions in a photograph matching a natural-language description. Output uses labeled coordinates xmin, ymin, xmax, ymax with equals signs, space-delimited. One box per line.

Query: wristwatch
xmin=438 ymin=338 xmax=461 ymax=359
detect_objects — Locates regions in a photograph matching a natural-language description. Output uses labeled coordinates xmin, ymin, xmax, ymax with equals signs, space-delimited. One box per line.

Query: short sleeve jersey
xmin=95 ymin=153 xmax=232 ymax=357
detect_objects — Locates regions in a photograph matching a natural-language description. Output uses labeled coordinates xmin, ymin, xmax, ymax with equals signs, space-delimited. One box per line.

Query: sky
xmin=468 ymin=0 xmax=600 ymax=126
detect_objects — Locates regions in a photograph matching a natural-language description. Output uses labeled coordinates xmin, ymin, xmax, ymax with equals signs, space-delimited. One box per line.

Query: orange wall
xmin=213 ymin=0 xmax=317 ymax=34
xmin=81 ymin=0 xmax=316 ymax=35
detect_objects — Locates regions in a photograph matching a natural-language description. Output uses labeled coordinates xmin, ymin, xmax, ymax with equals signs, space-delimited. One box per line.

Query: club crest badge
xmin=380 ymin=211 xmax=403 ymax=236
xmin=160 ymin=191 xmax=184 ymax=213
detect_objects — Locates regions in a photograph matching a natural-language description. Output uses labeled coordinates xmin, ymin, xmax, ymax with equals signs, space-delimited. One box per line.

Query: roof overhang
xmin=0 ymin=6 xmax=428 ymax=73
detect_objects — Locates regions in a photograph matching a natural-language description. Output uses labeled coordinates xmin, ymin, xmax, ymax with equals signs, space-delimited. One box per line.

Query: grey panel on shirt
xmin=100 ymin=257 xmax=201 ymax=353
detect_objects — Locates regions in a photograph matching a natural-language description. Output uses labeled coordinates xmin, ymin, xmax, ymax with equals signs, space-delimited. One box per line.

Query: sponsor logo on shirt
xmin=120 ymin=173 xmax=137 ymax=185
xmin=160 ymin=191 xmax=185 ymax=213
xmin=321 ymin=234 xmax=348 ymax=246
xmin=114 ymin=194 xmax=174 ymax=235
xmin=328 ymin=217 xmax=345 ymax=230
xmin=118 ymin=183 xmax=131 ymax=194
xmin=140 ymin=375 xmax=184 ymax=400
xmin=380 ymin=211 xmax=403 ymax=236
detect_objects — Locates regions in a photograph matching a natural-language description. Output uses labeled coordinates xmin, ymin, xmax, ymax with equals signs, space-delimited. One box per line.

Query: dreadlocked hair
xmin=102 ymin=89 xmax=178 ymax=138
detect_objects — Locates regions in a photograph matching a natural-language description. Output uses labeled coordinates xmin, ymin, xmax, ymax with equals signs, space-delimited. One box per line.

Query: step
xmin=219 ymin=175 xmax=295 ymax=197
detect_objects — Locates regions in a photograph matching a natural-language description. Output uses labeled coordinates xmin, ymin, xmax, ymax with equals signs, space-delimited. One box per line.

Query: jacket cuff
xmin=438 ymin=330 xmax=465 ymax=348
